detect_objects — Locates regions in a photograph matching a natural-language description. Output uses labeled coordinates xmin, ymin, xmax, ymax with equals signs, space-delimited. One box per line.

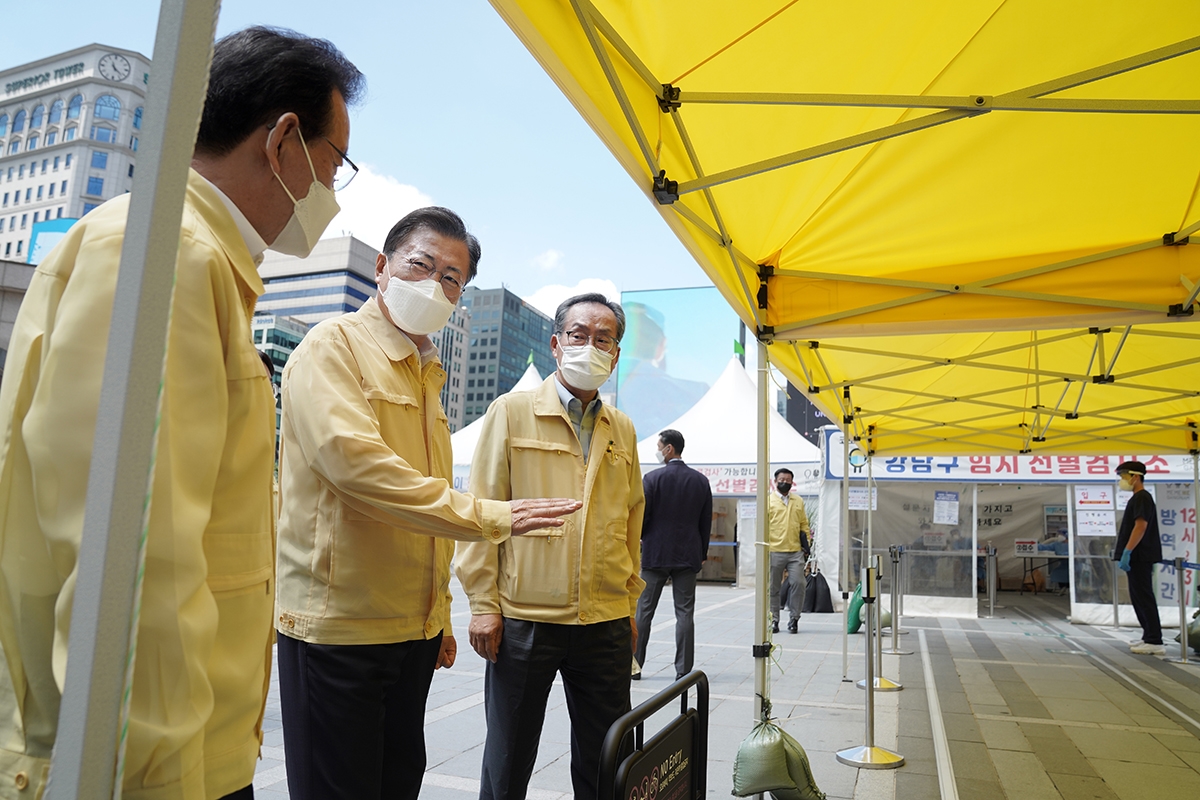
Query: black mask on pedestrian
xmin=777 ymin=481 xmax=792 ymax=495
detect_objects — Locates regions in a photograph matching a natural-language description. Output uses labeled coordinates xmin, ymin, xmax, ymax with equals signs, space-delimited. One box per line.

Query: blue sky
xmin=1 ymin=0 xmax=711 ymax=312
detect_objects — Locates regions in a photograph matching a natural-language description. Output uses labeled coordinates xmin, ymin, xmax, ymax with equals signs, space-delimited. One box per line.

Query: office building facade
xmin=429 ymin=304 xmax=470 ymax=431
xmin=1 ymin=257 xmax=34 ymax=377
xmin=459 ymin=286 xmax=556 ymax=425
xmin=1 ymin=45 xmax=149 ymax=260
xmin=257 ymin=236 xmax=378 ymax=325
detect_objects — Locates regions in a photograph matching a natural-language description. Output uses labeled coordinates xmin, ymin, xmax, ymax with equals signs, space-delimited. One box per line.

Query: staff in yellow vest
xmin=767 ymin=468 xmax=811 ymax=634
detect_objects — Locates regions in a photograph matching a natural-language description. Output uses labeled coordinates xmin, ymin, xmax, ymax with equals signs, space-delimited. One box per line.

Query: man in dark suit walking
xmin=633 ymin=429 xmax=713 ymax=680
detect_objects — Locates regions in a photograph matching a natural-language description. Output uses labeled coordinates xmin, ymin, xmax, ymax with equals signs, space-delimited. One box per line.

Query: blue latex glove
xmin=1118 ymin=549 xmax=1132 ymax=572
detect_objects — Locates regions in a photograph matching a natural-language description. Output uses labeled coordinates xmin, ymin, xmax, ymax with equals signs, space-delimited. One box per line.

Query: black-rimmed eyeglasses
xmin=324 ymin=137 xmax=359 ymax=192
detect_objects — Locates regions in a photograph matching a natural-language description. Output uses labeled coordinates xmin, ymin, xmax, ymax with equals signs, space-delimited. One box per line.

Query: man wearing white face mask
xmin=1113 ymin=461 xmax=1165 ymax=655
xmin=456 ymin=293 xmax=646 ymax=800
xmin=633 ymin=429 xmax=712 ymax=681
xmin=274 ymin=208 xmax=581 ymax=800
xmin=0 ymin=27 xmax=362 ymax=800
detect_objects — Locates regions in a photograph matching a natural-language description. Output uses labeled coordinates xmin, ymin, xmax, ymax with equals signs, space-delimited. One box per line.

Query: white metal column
xmin=841 ymin=425 xmax=851 ymax=680
xmin=47 ymin=1 xmax=220 ymax=797
xmin=754 ymin=341 xmax=771 ymax=723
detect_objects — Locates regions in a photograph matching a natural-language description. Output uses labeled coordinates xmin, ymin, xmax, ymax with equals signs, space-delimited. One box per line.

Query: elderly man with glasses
xmin=274 ymin=207 xmax=581 ymax=800
xmin=0 ymin=27 xmax=361 ymax=800
xmin=457 ymin=293 xmax=646 ymax=800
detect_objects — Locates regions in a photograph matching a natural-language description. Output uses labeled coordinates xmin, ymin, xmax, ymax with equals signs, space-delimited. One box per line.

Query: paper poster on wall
xmin=1076 ymin=509 xmax=1116 ymax=536
xmin=933 ymin=490 xmax=959 ymax=525
xmin=1074 ymin=486 xmax=1114 ymax=510
xmin=1014 ymin=539 xmax=1038 ymax=556
xmin=848 ymin=487 xmax=878 ymax=511
xmin=738 ymin=500 xmax=756 ymax=521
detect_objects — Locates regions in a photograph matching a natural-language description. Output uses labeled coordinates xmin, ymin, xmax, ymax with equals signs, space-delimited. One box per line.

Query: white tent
xmin=637 ymin=356 xmax=823 ymax=586
xmin=451 ymin=363 xmax=543 ymax=478
xmin=636 ymin=356 xmax=821 ymax=480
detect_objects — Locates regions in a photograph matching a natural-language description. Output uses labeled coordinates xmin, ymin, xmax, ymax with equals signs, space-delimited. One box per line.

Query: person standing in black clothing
xmin=1114 ymin=460 xmax=1165 ymax=655
xmin=633 ymin=429 xmax=713 ymax=680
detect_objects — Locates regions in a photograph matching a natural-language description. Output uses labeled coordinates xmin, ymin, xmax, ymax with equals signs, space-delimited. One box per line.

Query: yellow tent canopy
xmin=491 ymin=0 xmax=1200 ymax=454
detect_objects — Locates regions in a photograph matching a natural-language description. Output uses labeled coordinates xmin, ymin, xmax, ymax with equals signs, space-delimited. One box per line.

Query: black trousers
xmin=219 ymin=787 xmax=252 ymax=799
xmin=277 ymin=631 xmax=443 ymax=800
xmin=480 ymin=617 xmax=632 ymax=800
xmin=1127 ymin=560 xmax=1163 ymax=645
xmin=634 ymin=567 xmax=697 ymax=679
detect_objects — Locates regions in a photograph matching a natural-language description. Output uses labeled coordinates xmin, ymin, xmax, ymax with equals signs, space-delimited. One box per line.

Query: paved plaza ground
xmin=252 ymin=581 xmax=1200 ymax=799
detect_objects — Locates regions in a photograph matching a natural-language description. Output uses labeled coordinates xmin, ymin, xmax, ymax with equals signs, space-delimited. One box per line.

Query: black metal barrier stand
xmin=1163 ymin=557 xmax=1200 ymax=667
xmin=598 ymin=671 xmax=710 ymax=800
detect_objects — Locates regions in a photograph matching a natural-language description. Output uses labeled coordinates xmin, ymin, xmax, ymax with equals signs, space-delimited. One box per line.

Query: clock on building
xmin=98 ymin=53 xmax=131 ymax=82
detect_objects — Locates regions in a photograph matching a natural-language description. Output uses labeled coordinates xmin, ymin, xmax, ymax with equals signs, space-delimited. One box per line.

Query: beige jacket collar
xmin=357 ymin=296 xmax=424 ymax=364
xmin=186 ymin=168 xmax=264 ymax=299
xmin=198 ymin=174 xmax=268 ymax=265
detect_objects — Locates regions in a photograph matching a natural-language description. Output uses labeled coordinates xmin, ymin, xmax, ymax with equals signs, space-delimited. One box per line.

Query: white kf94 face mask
xmin=557 ymin=344 xmax=614 ymax=392
xmin=382 ymin=276 xmax=456 ymax=336
xmin=270 ymin=129 xmax=341 ymax=258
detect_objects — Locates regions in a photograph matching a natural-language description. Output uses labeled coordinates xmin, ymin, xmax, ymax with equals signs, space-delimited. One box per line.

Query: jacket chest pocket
xmin=510 ymin=437 xmax=579 ymax=497
xmin=363 ymin=386 xmax=425 ymax=454
xmin=501 ymin=519 xmax=573 ymax=607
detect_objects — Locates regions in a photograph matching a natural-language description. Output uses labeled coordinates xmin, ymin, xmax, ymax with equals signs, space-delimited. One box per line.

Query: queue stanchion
xmin=840 ymin=556 xmax=902 ymax=767
xmin=838 ymin=558 xmax=904 ymax=769
xmin=858 ymin=556 xmax=902 ymax=691
xmin=883 ymin=546 xmax=912 ymax=656
xmin=1164 ymin=557 xmax=1200 ymax=667
xmin=981 ymin=546 xmax=999 ymax=619
xmin=1106 ymin=547 xmax=1123 ymax=630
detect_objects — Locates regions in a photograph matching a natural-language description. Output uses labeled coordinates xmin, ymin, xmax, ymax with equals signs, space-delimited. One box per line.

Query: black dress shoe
xmin=788 ymin=618 xmax=798 ymax=634
xmin=772 ymin=619 xmax=780 ymax=634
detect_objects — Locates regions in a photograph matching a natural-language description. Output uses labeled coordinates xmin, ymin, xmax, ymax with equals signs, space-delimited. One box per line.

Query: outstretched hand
xmin=510 ymin=498 xmax=582 ymax=535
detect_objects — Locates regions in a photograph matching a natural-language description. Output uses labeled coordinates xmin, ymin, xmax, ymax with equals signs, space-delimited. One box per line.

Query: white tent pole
xmin=841 ymin=412 xmax=851 ymax=681
xmin=754 ymin=341 xmax=771 ymax=723
xmin=974 ymin=484 xmax=981 ymax=613
xmin=1066 ymin=484 xmax=1076 ymax=619
xmin=46 ymin=1 xmax=219 ymax=797
xmin=866 ymin=446 xmax=874 ymax=560
xmin=1193 ymin=452 xmax=1199 ymax=611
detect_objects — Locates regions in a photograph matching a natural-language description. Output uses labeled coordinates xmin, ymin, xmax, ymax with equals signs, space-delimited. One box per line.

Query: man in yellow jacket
xmin=768 ymin=468 xmax=812 ymax=634
xmin=274 ymin=207 xmax=580 ymax=800
xmin=0 ymin=27 xmax=363 ymax=800
xmin=457 ymin=293 xmax=646 ymax=800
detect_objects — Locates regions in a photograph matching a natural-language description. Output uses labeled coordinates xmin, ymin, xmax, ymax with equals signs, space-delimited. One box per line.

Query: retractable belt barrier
xmin=598 ymin=671 xmax=709 ymax=800
xmin=882 ymin=546 xmax=912 ymax=656
xmin=981 ymin=547 xmax=999 ymax=619
xmin=1109 ymin=548 xmax=1122 ymax=630
xmin=1157 ymin=557 xmax=1200 ymax=667
xmin=836 ymin=556 xmax=905 ymax=770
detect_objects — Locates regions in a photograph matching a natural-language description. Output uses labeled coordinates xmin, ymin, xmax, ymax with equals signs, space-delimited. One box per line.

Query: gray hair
xmin=554 ymin=293 xmax=626 ymax=342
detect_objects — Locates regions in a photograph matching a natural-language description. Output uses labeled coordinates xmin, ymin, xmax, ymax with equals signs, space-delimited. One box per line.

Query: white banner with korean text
xmin=825 ymin=431 xmax=1199 ymax=483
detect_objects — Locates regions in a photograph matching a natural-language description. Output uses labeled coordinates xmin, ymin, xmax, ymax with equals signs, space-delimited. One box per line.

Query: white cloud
xmin=523 ymin=278 xmax=621 ymax=319
xmin=532 ymin=249 xmax=565 ymax=271
xmin=321 ymin=164 xmax=433 ymax=251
